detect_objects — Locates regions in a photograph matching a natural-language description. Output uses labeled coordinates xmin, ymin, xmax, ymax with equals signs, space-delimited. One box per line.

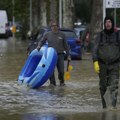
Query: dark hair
xmin=50 ymin=19 xmax=58 ymax=27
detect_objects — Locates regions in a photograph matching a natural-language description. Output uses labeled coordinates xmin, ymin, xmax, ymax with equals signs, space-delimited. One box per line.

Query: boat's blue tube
xmin=18 ymin=44 xmax=57 ymax=88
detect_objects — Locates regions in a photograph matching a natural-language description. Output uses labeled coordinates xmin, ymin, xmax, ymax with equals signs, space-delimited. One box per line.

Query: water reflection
xmin=101 ymin=111 xmax=119 ymax=120
xmin=0 ymin=111 xmax=120 ymax=120
xmin=0 ymin=38 xmax=27 ymax=81
xmin=23 ymin=113 xmax=59 ymax=120
xmin=22 ymin=111 xmax=120 ymax=120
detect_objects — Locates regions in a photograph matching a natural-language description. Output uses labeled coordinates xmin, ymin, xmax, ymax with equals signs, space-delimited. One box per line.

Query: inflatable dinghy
xmin=18 ymin=45 xmax=57 ymax=89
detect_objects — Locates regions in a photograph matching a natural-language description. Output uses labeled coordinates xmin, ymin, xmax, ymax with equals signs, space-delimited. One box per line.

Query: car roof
xmin=60 ymin=28 xmax=75 ymax=32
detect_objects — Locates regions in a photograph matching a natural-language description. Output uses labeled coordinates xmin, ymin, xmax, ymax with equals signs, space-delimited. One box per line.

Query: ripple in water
xmin=0 ymin=80 xmax=101 ymax=114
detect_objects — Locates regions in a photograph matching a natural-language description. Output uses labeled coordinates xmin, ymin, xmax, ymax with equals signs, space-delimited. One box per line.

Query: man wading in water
xmin=92 ymin=16 xmax=120 ymax=110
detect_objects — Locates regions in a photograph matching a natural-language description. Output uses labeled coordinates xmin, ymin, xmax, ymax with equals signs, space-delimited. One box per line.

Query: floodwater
xmin=0 ymin=37 xmax=120 ymax=120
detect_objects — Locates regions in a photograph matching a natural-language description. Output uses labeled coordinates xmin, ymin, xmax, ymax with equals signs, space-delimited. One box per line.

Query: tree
xmin=63 ymin=0 xmax=74 ymax=28
xmin=40 ymin=0 xmax=47 ymax=26
xmin=74 ymin=0 xmax=93 ymax=23
xmin=50 ymin=0 xmax=57 ymax=21
xmin=90 ymin=0 xmax=103 ymax=46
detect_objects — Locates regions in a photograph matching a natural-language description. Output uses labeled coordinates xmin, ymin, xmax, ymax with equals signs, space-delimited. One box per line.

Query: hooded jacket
xmin=104 ymin=16 xmax=114 ymax=34
xmin=92 ymin=16 xmax=120 ymax=64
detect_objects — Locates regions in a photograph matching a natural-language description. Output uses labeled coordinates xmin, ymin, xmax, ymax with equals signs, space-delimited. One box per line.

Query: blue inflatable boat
xmin=18 ymin=45 xmax=58 ymax=89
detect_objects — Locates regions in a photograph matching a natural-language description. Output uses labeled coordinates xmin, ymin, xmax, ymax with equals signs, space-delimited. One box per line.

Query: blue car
xmin=60 ymin=28 xmax=82 ymax=60
xmin=27 ymin=27 xmax=82 ymax=60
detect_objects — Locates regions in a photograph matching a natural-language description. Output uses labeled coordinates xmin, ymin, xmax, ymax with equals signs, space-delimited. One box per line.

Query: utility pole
xmin=12 ymin=0 xmax=16 ymax=36
xmin=30 ymin=0 xmax=33 ymax=32
xmin=59 ymin=0 xmax=62 ymax=28
xmin=12 ymin=0 xmax=15 ymax=25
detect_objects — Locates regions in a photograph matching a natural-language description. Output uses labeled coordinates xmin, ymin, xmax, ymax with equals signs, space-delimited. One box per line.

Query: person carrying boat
xmin=37 ymin=20 xmax=71 ymax=86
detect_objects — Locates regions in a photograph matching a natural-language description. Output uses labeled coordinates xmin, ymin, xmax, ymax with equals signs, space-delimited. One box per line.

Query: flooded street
xmin=0 ymin=37 xmax=120 ymax=120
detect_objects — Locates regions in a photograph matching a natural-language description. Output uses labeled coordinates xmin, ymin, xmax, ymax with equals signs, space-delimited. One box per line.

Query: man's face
xmin=51 ymin=23 xmax=58 ymax=32
xmin=105 ymin=19 xmax=112 ymax=30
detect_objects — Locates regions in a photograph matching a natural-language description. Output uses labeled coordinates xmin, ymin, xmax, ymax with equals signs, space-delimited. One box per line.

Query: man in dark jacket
xmin=92 ymin=16 xmax=120 ymax=109
xmin=37 ymin=20 xmax=71 ymax=86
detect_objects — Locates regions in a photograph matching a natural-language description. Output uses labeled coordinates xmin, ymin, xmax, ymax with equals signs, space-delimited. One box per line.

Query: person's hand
xmin=27 ymin=52 xmax=29 ymax=56
xmin=93 ymin=61 xmax=100 ymax=74
xmin=26 ymin=51 xmax=29 ymax=56
xmin=37 ymin=45 xmax=41 ymax=51
xmin=67 ymin=56 xmax=71 ymax=61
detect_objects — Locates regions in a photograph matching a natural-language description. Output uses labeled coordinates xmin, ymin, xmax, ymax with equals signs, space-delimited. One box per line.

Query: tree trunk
xmin=63 ymin=0 xmax=74 ymax=28
xmin=90 ymin=0 xmax=103 ymax=42
xmin=50 ymin=0 xmax=57 ymax=21
xmin=40 ymin=0 xmax=47 ymax=26
xmin=32 ymin=0 xmax=40 ymax=28
xmin=32 ymin=0 xmax=47 ymax=28
xmin=89 ymin=0 xmax=103 ymax=51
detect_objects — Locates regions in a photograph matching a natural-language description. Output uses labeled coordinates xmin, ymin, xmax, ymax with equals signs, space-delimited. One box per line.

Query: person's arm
xmin=63 ymin=34 xmax=71 ymax=60
xmin=118 ymin=31 xmax=120 ymax=47
xmin=118 ymin=31 xmax=120 ymax=62
xmin=92 ymin=32 xmax=101 ymax=62
xmin=26 ymin=41 xmax=33 ymax=55
xmin=92 ymin=32 xmax=101 ymax=74
xmin=37 ymin=33 xmax=47 ymax=50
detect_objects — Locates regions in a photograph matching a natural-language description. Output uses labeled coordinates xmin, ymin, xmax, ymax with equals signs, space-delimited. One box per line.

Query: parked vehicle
xmin=60 ymin=28 xmax=82 ymax=60
xmin=27 ymin=27 xmax=82 ymax=60
xmin=74 ymin=25 xmax=86 ymax=39
xmin=0 ymin=10 xmax=9 ymax=38
xmin=7 ymin=21 xmax=13 ymax=37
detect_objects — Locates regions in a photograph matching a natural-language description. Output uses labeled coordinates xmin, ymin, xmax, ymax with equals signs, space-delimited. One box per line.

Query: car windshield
xmin=61 ymin=30 xmax=77 ymax=38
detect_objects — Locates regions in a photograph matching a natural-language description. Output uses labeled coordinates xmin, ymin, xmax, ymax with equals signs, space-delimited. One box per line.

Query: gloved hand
xmin=93 ymin=61 xmax=100 ymax=73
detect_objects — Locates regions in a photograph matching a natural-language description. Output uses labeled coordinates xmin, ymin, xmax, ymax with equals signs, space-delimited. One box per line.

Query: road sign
xmin=106 ymin=0 xmax=120 ymax=8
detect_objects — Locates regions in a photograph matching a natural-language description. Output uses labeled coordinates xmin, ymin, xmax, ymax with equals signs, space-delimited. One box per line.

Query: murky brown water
xmin=0 ymin=37 xmax=120 ymax=120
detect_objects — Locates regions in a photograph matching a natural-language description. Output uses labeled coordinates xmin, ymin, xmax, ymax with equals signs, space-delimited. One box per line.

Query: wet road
xmin=0 ymin=37 xmax=120 ymax=120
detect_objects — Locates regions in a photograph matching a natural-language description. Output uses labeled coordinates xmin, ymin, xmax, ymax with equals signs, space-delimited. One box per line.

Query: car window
xmin=74 ymin=27 xmax=86 ymax=38
xmin=61 ymin=30 xmax=77 ymax=38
